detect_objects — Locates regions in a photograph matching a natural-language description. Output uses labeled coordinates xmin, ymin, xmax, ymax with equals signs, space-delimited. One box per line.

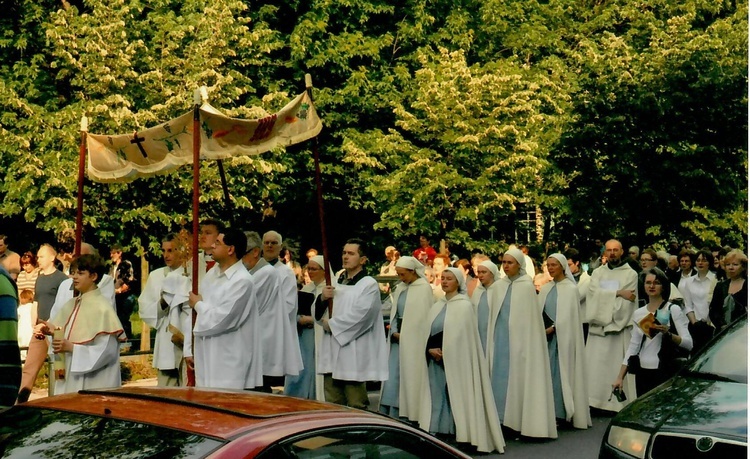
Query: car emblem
xmin=696 ymin=436 xmax=714 ymax=452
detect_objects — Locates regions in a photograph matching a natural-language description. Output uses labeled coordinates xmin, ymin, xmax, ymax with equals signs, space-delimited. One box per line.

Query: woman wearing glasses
xmin=612 ymin=268 xmax=692 ymax=396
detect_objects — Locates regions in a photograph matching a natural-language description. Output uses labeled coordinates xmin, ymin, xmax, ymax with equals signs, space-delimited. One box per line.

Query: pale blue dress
xmin=490 ymin=283 xmax=512 ymax=423
xmin=544 ymin=283 xmax=566 ymax=419
xmin=427 ymin=304 xmax=455 ymax=434
xmin=283 ymin=321 xmax=316 ymax=399
xmin=476 ymin=290 xmax=490 ymax=354
xmin=379 ymin=290 xmax=407 ymax=417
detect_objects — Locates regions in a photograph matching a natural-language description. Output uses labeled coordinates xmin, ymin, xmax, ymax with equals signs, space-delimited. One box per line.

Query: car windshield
xmin=0 ymin=407 xmax=224 ymax=459
xmin=687 ymin=317 xmax=747 ymax=383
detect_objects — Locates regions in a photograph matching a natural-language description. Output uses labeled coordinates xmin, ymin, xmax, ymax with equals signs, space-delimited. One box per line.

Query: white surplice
xmin=193 ymin=260 xmax=263 ymax=390
xmin=317 ymin=276 xmax=388 ymax=382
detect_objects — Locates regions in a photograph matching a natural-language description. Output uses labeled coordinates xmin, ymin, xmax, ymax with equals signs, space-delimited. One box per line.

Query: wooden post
xmin=139 ymin=254 xmax=150 ymax=365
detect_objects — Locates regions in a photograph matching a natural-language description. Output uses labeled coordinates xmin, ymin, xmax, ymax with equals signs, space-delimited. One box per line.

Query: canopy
xmin=87 ymin=91 xmax=322 ymax=183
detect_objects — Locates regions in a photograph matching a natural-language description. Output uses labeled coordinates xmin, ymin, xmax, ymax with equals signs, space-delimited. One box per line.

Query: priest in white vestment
xmin=139 ymin=234 xmax=192 ymax=386
xmin=39 ymin=254 xmax=125 ymax=395
xmin=585 ymin=239 xmax=638 ymax=412
xmin=317 ymin=239 xmax=388 ymax=409
xmin=189 ymin=229 xmax=263 ymax=390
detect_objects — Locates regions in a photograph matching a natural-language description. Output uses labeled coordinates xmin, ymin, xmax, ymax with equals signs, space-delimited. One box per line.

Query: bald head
xmin=605 ymin=239 xmax=623 ymax=263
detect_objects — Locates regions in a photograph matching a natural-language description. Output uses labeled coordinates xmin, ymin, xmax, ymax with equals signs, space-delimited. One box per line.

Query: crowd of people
xmin=0 ymin=229 xmax=746 ymax=455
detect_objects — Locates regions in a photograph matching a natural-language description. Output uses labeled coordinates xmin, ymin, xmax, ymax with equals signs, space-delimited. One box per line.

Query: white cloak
xmin=193 ymin=260 xmax=263 ymax=390
xmin=317 ymin=276 xmax=388 ymax=382
xmin=585 ymin=263 xmax=638 ymax=411
xmin=138 ymin=267 xmax=191 ymax=371
xmin=251 ymin=262 xmax=301 ymax=376
xmin=487 ymin=275 xmax=558 ymax=438
xmin=538 ymin=279 xmax=591 ymax=429
xmin=273 ymin=262 xmax=304 ymax=374
xmin=418 ymin=294 xmax=505 ymax=453
xmin=387 ymin=277 xmax=433 ymax=422
xmin=50 ymin=274 xmax=116 ymax=323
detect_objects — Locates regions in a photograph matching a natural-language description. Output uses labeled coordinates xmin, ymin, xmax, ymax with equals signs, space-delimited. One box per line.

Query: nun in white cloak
xmin=379 ymin=256 xmax=433 ymax=420
xmin=418 ymin=267 xmax=505 ymax=454
xmin=538 ymin=254 xmax=591 ymax=429
xmin=487 ymin=248 xmax=557 ymax=439
xmin=470 ymin=259 xmax=502 ymax=354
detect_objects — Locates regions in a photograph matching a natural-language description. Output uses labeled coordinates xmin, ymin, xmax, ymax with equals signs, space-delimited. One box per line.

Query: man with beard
xmin=585 ymin=239 xmax=638 ymax=412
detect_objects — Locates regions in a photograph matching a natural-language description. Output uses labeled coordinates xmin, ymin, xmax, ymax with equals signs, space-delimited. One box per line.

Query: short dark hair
xmin=643 ymin=267 xmax=671 ymax=300
xmin=0 ymin=235 xmax=7 ymax=244
xmin=345 ymin=238 xmax=368 ymax=258
xmin=200 ymin=218 xmax=225 ymax=232
xmin=110 ymin=243 xmax=123 ymax=253
xmin=564 ymin=248 xmax=581 ymax=264
xmin=221 ymin=228 xmax=247 ymax=257
xmin=71 ymin=254 xmax=107 ymax=282
xmin=162 ymin=233 xmax=179 ymax=244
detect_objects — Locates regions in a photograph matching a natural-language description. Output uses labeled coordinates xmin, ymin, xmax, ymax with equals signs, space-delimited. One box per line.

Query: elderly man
xmin=585 ymin=239 xmax=638 ymax=412
xmin=260 ymin=230 xmax=303 ymax=391
xmin=243 ymin=231 xmax=300 ymax=392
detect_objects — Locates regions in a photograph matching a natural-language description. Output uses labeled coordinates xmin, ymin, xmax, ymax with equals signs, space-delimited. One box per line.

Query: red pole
xmin=306 ymin=74 xmax=333 ymax=316
xmin=187 ymin=90 xmax=201 ymax=387
xmin=74 ymin=116 xmax=88 ymax=257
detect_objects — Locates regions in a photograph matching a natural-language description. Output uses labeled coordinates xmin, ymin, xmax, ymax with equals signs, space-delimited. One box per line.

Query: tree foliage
xmin=0 ymin=0 xmax=746 ymax=261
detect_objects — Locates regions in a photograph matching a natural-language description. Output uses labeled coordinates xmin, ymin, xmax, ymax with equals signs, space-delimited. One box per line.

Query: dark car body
xmin=0 ymin=387 xmax=471 ymax=458
xmin=599 ymin=316 xmax=748 ymax=459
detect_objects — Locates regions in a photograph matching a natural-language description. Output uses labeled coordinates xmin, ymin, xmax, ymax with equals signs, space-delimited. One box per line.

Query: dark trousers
xmin=323 ymin=374 xmax=369 ymax=410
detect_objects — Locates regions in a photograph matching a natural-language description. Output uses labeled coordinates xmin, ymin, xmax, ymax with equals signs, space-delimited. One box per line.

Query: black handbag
xmin=627 ymin=334 xmax=648 ymax=375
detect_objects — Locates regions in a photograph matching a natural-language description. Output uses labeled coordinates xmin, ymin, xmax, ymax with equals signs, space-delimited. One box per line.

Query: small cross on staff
xmin=130 ymin=131 xmax=149 ymax=158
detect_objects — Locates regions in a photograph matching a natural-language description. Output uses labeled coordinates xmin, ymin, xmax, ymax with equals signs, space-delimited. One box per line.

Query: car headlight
xmin=607 ymin=425 xmax=650 ymax=459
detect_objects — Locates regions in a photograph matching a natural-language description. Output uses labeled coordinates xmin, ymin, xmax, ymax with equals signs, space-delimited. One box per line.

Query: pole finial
xmin=80 ymin=115 xmax=88 ymax=132
xmin=305 ymin=74 xmax=313 ymax=89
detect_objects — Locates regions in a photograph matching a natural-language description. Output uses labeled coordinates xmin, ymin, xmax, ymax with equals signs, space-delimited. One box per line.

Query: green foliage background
xmin=0 ymin=0 xmax=746 ymax=263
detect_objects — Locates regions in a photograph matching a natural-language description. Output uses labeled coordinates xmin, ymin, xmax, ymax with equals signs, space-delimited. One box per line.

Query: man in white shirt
xmin=139 ymin=233 xmax=192 ymax=387
xmin=189 ymin=229 xmax=263 ymax=390
xmin=317 ymin=238 xmax=388 ymax=409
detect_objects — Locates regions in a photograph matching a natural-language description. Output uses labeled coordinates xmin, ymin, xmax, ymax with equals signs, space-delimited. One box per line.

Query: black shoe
xmin=17 ymin=387 xmax=31 ymax=404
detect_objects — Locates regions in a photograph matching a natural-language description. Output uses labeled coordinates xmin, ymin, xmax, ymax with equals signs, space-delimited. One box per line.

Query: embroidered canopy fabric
xmin=87 ymin=91 xmax=321 ymax=183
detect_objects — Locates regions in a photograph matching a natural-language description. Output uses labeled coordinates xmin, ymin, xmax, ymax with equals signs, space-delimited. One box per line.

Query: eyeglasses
xmin=263 ymin=241 xmax=279 ymax=246
xmin=640 ymin=258 xmax=656 ymax=262
xmin=644 ymin=280 xmax=662 ymax=286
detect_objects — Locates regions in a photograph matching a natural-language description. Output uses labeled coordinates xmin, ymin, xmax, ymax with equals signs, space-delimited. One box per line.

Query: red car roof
xmin=24 ymin=387 xmax=410 ymax=439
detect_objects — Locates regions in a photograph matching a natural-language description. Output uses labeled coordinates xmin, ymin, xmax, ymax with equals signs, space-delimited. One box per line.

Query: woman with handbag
xmin=612 ymin=268 xmax=693 ymax=397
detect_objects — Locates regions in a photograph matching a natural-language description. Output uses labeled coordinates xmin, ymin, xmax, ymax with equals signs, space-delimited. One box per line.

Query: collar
xmin=217 ymin=259 xmax=245 ymax=279
xmin=607 ymin=259 xmax=627 ymax=269
xmin=338 ymin=269 xmax=367 ymax=285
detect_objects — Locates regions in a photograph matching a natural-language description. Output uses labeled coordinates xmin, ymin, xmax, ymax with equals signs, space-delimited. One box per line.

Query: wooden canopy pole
xmin=305 ymin=74 xmax=333 ymax=316
xmin=186 ymin=89 xmax=201 ymax=387
xmin=74 ymin=116 xmax=88 ymax=257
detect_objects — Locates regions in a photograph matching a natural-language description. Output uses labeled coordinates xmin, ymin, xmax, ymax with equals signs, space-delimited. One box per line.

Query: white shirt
xmin=623 ymin=304 xmax=693 ymax=369
xmin=681 ymin=272 xmax=717 ymax=322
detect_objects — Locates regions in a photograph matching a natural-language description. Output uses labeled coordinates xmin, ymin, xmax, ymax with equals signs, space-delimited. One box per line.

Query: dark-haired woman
xmin=16 ymin=251 xmax=39 ymax=297
xmin=612 ymin=268 xmax=692 ymax=397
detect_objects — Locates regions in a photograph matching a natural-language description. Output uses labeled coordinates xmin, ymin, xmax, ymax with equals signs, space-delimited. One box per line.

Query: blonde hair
xmin=724 ymin=249 xmax=748 ymax=275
